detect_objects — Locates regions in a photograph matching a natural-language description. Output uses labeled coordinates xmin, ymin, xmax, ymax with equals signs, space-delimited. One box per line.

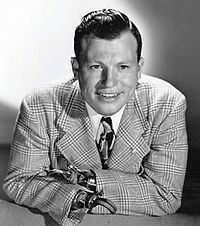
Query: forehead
xmin=80 ymin=31 xmax=138 ymax=61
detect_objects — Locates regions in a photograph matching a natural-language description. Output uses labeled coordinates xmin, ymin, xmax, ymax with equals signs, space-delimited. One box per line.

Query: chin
xmin=96 ymin=106 xmax=120 ymax=116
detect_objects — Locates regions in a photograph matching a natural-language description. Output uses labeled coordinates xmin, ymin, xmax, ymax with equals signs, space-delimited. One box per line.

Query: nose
xmin=102 ymin=67 xmax=117 ymax=88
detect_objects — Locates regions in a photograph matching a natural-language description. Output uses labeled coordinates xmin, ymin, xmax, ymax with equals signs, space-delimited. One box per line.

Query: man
xmin=3 ymin=9 xmax=188 ymax=225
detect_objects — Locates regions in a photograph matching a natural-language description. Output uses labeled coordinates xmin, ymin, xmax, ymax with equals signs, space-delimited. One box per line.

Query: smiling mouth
xmin=96 ymin=91 xmax=121 ymax=98
xmin=100 ymin=93 xmax=119 ymax=97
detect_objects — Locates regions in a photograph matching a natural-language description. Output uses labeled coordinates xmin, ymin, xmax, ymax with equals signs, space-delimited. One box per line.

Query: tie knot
xmin=101 ymin=116 xmax=112 ymax=124
xmin=101 ymin=117 xmax=113 ymax=133
xmin=96 ymin=116 xmax=115 ymax=169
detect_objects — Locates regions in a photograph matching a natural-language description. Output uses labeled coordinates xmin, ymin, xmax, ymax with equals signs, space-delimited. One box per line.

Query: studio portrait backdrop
xmin=0 ymin=0 xmax=200 ymax=224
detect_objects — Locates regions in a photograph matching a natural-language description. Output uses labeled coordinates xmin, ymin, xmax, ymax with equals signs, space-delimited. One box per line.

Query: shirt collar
xmin=85 ymin=102 xmax=125 ymax=138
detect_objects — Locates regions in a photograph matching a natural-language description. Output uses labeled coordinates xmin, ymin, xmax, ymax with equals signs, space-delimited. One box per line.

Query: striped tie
xmin=96 ymin=117 xmax=115 ymax=169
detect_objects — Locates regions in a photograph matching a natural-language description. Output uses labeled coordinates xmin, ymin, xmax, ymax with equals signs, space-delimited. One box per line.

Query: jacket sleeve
xmin=93 ymin=94 xmax=188 ymax=216
xmin=3 ymin=97 xmax=87 ymax=225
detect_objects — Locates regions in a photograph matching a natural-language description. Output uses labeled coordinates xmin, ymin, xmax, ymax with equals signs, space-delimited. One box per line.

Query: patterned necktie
xmin=96 ymin=117 xmax=115 ymax=169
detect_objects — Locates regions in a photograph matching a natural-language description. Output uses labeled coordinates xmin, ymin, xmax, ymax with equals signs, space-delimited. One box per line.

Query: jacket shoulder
xmin=136 ymin=75 xmax=186 ymax=123
xmin=22 ymin=78 xmax=79 ymax=113
xmin=137 ymin=74 xmax=185 ymax=102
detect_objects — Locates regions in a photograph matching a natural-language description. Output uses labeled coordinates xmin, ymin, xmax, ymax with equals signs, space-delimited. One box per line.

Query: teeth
xmin=100 ymin=93 xmax=118 ymax=97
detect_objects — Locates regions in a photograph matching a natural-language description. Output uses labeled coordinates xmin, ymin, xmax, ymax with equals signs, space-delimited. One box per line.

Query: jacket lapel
xmin=108 ymin=93 xmax=151 ymax=173
xmin=56 ymin=84 xmax=102 ymax=170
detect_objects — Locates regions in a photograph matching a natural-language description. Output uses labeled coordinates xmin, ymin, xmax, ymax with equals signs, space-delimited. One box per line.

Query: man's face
xmin=71 ymin=31 xmax=144 ymax=116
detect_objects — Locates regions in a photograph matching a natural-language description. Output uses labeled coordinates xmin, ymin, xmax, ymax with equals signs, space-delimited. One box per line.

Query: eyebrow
xmin=87 ymin=58 xmax=136 ymax=64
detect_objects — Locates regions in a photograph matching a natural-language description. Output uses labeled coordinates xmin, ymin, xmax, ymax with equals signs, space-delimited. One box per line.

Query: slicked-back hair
xmin=74 ymin=9 xmax=142 ymax=62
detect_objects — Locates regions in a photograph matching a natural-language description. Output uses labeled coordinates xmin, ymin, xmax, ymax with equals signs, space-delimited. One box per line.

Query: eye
xmin=90 ymin=64 xmax=103 ymax=70
xmin=120 ymin=65 xmax=129 ymax=70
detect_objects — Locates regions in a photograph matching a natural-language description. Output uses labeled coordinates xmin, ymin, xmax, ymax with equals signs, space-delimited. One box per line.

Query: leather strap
xmin=87 ymin=194 xmax=117 ymax=214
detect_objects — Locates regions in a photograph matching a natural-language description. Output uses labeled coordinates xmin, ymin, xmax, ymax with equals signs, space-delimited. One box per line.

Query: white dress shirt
xmin=85 ymin=102 xmax=125 ymax=139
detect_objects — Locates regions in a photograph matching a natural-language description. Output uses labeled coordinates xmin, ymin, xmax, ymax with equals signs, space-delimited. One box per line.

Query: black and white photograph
xmin=0 ymin=0 xmax=200 ymax=225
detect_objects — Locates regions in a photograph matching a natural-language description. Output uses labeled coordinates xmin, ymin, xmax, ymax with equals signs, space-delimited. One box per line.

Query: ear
xmin=137 ymin=57 xmax=144 ymax=80
xmin=71 ymin=57 xmax=79 ymax=79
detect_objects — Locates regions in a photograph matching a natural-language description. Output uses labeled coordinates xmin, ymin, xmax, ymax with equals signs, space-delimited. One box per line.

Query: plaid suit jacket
xmin=3 ymin=74 xmax=188 ymax=225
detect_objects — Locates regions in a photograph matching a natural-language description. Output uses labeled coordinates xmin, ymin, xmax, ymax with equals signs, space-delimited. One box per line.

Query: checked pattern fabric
xmin=96 ymin=117 xmax=115 ymax=169
xmin=3 ymin=76 xmax=188 ymax=225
